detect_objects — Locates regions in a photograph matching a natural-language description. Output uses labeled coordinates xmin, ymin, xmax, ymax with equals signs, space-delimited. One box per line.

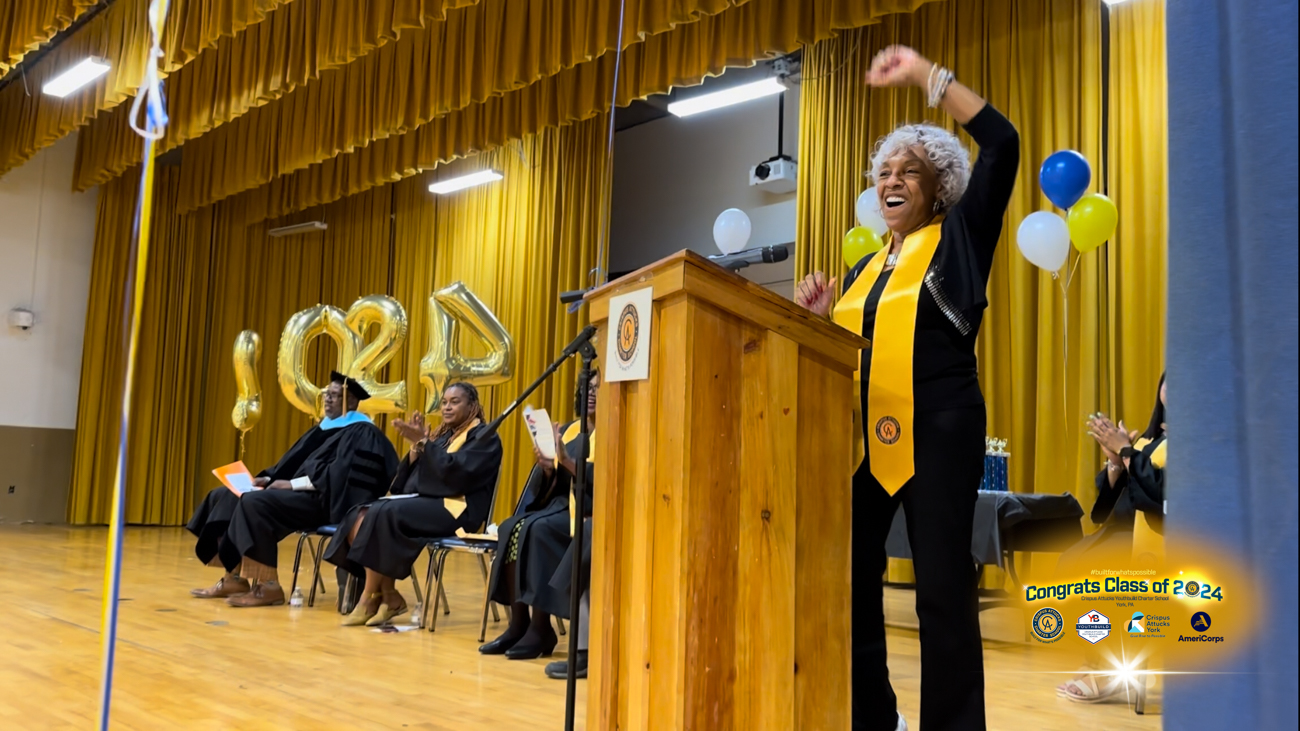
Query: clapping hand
xmin=393 ymin=410 xmax=428 ymax=445
xmin=554 ymin=424 xmax=578 ymax=475
xmin=795 ymin=272 xmax=837 ymax=317
xmin=1087 ymin=413 xmax=1137 ymax=458
xmin=534 ymin=444 xmax=555 ymax=474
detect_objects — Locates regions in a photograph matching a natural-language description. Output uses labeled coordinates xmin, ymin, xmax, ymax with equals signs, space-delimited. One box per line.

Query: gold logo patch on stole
xmin=875 ymin=416 xmax=901 ymax=445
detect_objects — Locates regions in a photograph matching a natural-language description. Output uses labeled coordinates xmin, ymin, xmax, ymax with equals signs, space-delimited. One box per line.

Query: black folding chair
xmin=289 ymin=525 xmax=335 ymax=608
xmin=418 ymin=477 xmax=566 ymax=640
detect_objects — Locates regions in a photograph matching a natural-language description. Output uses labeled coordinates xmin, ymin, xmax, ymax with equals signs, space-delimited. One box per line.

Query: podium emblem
xmin=617 ymin=304 xmax=639 ymax=362
xmin=606 ymin=287 xmax=653 ymax=382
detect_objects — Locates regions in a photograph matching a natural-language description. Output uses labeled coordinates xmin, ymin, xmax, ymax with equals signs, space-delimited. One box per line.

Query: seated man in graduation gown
xmin=186 ymin=371 xmax=399 ymax=607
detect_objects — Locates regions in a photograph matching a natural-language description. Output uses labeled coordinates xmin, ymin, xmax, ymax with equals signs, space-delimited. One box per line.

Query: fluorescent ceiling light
xmin=42 ymin=57 xmax=111 ymax=98
xmin=1101 ymin=0 xmax=1131 ymax=5
xmin=428 ymin=170 xmax=504 ymax=195
xmin=668 ymin=78 xmax=785 ymax=118
xmin=267 ymin=221 xmax=327 ymax=237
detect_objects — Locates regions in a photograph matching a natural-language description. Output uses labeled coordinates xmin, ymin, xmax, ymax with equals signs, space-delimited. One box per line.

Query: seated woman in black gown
xmin=479 ymin=370 xmax=598 ymax=660
xmin=1055 ymin=372 xmax=1168 ymax=702
xmin=325 ymin=382 xmax=503 ymax=627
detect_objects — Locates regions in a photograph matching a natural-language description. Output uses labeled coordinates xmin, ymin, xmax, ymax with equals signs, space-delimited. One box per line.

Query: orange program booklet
xmin=212 ymin=461 xmax=258 ymax=496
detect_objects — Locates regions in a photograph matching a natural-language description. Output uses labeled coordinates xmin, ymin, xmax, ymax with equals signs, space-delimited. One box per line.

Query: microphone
xmin=559 ymin=289 xmax=590 ymax=304
xmin=708 ymin=244 xmax=789 ymax=271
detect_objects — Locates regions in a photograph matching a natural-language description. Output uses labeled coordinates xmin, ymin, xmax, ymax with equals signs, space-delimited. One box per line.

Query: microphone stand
xmin=564 ymin=339 xmax=596 ymax=731
xmin=469 ymin=323 xmax=597 ymax=731
xmin=477 ymin=325 xmax=597 ymax=440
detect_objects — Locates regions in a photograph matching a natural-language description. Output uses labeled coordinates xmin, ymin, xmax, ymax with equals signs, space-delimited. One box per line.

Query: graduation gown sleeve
xmin=1091 ymin=467 xmax=1125 ymax=525
xmin=256 ymin=426 xmax=331 ymax=481
xmin=296 ymin=422 xmax=400 ymax=524
xmin=1124 ymin=437 xmax=1167 ymax=515
xmin=409 ymin=424 xmax=504 ymax=528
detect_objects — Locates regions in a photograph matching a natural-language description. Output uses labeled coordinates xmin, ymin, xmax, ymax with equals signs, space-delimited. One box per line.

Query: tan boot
xmin=191 ymin=576 xmax=250 ymax=599
xmin=225 ymin=582 xmax=286 ymax=607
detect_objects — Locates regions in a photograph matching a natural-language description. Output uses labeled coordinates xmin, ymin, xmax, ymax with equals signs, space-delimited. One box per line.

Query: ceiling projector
xmin=749 ymin=156 xmax=797 ymax=194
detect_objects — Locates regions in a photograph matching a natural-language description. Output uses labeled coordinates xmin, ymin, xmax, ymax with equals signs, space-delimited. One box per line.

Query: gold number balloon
xmin=344 ymin=294 xmax=409 ymax=416
xmin=419 ymin=282 xmax=516 ymax=411
xmin=276 ymin=296 xmax=410 ymax=419
xmin=231 ymin=330 xmax=263 ymax=433
xmin=276 ymin=305 xmax=357 ymax=419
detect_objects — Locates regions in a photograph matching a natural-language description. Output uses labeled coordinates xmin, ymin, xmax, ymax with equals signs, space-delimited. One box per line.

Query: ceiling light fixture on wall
xmin=267 ymin=221 xmax=328 ymax=237
xmin=667 ymin=78 xmax=786 ymax=118
xmin=428 ymin=170 xmax=504 ymax=195
xmin=42 ymin=57 xmax=111 ymax=98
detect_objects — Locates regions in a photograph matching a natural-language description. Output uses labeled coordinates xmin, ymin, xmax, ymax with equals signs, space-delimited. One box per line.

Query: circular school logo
xmin=1190 ymin=612 xmax=1212 ymax=633
xmin=875 ymin=416 xmax=901 ymax=445
xmin=1032 ymin=607 xmax=1064 ymax=643
xmin=1184 ymin=581 xmax=1201 ymax=597
xmin=616 ymin=304 xmax=639 ymax=364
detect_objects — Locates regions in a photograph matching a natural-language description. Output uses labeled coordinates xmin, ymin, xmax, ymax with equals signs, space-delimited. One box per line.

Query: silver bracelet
xmin=927 ymin=65 xmax=954 ymax=108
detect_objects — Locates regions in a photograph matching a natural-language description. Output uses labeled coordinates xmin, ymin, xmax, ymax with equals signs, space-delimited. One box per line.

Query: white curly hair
xmin=868 ymin=124 xmax=972 ymax=212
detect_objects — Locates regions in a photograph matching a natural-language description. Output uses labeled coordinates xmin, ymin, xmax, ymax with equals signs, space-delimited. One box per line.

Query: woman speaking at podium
xmin=795 ymin=46 xmax=1019 ymax=731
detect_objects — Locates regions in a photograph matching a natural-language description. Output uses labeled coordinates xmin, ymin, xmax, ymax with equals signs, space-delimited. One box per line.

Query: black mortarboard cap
xmin=330 ymin=370 xmax=371 ymax=401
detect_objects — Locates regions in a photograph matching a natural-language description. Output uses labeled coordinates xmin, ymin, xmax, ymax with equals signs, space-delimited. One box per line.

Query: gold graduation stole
xmin=831 ymin=222 xmax=944 ymax=495
xmin=562 ymin=421 xmax=596 ymax=536
xmin=445 ymin=418 xmax=481 ymax=454
xmin=440 ymin=418 xmax=481 ymax=519
xmin=1130 ymin=436 xmax=1167 ymax=566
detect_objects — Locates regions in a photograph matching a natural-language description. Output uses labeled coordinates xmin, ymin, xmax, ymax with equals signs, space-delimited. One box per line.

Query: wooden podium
xmin=583 ymin=251 xmax=868 ymax=731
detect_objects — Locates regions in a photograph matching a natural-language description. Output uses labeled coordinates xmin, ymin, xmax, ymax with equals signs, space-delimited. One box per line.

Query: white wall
xmin=609 ymin=73 xmax=800 ymax=296
xmin=0 ymin=135 xmax=98 ymax=429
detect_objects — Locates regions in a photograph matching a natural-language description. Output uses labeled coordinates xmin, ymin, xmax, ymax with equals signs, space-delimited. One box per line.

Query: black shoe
xmin=504 ymin=631 xmax=558 ymax=660
xmin=545 ymin=651 xmax=588 ymax=679
xmin=479 ymin=631 xmax=525 ymax=655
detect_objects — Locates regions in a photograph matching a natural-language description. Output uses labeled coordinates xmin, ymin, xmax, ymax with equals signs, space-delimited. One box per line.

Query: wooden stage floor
xmin=0 ymin=526 xmax=1161 ymax=730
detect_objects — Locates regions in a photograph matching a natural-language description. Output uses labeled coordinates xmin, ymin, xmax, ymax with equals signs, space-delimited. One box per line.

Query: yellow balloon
xmin=843 ymin=226 xmax=885 ymax=268
xmin=1067 ymin=193 xmax=1119 ymax=253
xmin=231 ymin=330 xmax=262 ymax=433
xmin=419 ymin=282 xmax=516 ymax=411
xmin=344 ymin=294 xmax=409 ymax=416
xmin=276 ymin=305 xmax=358 ymax=419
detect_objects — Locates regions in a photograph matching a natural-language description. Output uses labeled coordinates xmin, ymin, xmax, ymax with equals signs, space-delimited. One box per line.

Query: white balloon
xmin=855 ymin=189 xmax=888 ymax=237
xmin=1016 ymin=211 xmax=1070 ymax=271
xmin=712 ymin=208 xmax=752 ymax=255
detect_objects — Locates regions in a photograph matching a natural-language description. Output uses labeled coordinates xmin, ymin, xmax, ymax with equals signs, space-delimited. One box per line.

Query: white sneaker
xmin=896 ymin=713 xmax=908 ymax=731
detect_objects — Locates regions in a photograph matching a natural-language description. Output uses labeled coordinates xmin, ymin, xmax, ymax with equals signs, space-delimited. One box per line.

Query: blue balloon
xmin=1039 ymin=150 xmax=1092 ymax=209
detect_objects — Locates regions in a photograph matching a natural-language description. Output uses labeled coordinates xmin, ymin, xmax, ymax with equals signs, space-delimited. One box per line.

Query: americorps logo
xmin=1178 ymin=611 xmax=1225 ymax=643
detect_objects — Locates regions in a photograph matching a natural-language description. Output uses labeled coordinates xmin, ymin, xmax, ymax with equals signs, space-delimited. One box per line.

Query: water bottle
xmin=289 ymin=586 xmax=305 ymax=608
xmin=410 ymin=601 xmax=423 ymax=626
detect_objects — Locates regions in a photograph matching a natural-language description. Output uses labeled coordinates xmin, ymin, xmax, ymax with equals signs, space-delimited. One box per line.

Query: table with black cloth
xmin=885 ymin=490 xmax=1084 ymax=610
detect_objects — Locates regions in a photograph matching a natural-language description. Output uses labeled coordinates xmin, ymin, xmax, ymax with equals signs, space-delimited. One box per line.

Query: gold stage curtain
xmin=0 ymin=0 xmax=97 ymax=76
xmin=67 ymin=116 xmax=606 ymax=525
xmin=1106 ymin=0 xmax=1167 ymax=438
xmin=0 ymin=0 xmax=289 ymax=178
xmin=68 ymin=170 xmax=223 ymax=525
xmin=179 ymin=0 xmax=939 ymax=220
xmin=796 ymin=0 xmax=1117 ymax=584
xmin=72 ymin=0 xmax=922 ymax=194
xmin=72 ymin=0 xmax=481 ymax=191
